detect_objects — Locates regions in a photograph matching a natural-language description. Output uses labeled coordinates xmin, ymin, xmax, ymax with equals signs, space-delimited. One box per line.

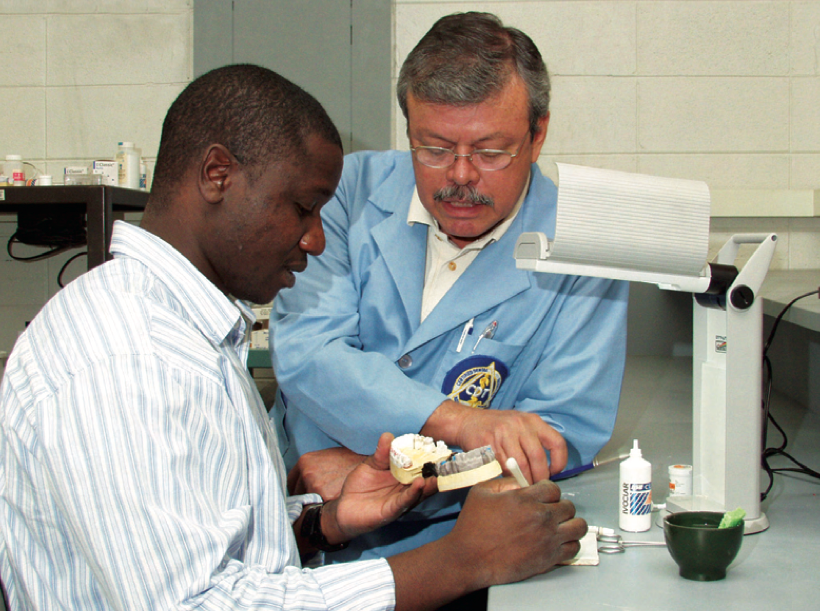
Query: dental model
xmin=389 ymin=434 xmax=502 ymax=491
xmin=434 ymin=446 xmax=503 ymax=491
xmin=389 ymin=434 xmax=452 ymax=484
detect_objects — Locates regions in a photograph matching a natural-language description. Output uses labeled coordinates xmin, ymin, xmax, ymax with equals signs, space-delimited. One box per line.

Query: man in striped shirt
xmin=0 ymin=64 xmax=586 ymax=611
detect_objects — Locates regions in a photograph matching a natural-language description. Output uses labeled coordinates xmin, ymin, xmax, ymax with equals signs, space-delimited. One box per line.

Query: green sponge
xmin=718 ymin=507 xmax=746 ymax=529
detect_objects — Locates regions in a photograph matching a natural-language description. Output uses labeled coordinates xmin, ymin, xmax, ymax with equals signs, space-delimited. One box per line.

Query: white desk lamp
xmin=515 ymin=163 xmax=776 ymax=534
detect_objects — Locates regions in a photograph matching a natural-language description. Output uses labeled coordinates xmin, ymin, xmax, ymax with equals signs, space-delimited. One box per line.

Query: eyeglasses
xmin=410 ymin=135 xmax=528 ymax=171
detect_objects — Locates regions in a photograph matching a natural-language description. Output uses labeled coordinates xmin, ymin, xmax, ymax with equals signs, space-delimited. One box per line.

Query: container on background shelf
xmin=116 ymin=142 xmax=141 ymax=189
xmin=4 ymin=155 xmax=25 ymax=185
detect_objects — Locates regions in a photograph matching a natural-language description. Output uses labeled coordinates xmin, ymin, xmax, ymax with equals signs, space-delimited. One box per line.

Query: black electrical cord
xmin=7 ymin=235 xmax=87 ymax=288
xmin=57 ymin=251 xmax=88 ymax=288
xmin=6 ymin=233 xmax=73 ymax=262
xmin=760 ymin=287 xmax=820 ymax=501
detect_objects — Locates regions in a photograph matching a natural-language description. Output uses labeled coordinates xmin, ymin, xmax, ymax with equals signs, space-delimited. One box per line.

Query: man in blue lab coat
xmin=270 ymin=12 xmax=628 ymax=562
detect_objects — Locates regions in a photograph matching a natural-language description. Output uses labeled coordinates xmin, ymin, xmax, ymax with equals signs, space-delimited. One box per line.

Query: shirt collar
xmin=407 ymin=172 xmax=531 ymax=250
xmin=109 ymin=221 xmax=250 ymax=347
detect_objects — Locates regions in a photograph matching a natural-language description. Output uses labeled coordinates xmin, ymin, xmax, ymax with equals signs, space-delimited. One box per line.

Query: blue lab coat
xmin=271 ymin=150 xmax=628 ymax=560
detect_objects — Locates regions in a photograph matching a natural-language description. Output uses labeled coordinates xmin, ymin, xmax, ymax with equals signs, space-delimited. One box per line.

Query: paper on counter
xmin=561 ymin=531 xmax=599 ymax=566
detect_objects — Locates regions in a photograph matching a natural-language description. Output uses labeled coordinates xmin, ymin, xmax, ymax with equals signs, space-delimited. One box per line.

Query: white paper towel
xmin=560 ymin=531 xmax=600 ymax=566
xmin=552 ymin=163 xmax=711 ymax=277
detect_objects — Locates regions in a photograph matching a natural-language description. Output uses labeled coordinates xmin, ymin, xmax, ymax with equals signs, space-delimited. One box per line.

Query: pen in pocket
xmin=456 ymin=318 xmax=474 ymax=353
xmin=472 ymin=320 xmax=497 ymax=353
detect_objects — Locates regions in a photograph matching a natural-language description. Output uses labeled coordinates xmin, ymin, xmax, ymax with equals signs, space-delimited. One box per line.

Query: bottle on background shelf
xmin=116 ymin=142 xmax=141 ymax=189
xmin=4 ymin=155 xmax=25 ymax=186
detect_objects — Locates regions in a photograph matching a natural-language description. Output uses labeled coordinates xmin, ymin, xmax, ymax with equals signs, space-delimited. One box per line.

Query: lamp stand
xmin=666 ymin=233 xmax=777 ymax=534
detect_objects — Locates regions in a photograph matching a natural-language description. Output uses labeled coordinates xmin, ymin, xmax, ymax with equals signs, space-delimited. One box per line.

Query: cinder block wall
xmin=2 ymin=1 xmax=819 ymax=359
xmin=392 ymin=1 xmax=820 ymax=364
xmin=394 ymin=1 xmax=820 ymax=269
xmin=0 ymin=0 xmax=193 ymax=353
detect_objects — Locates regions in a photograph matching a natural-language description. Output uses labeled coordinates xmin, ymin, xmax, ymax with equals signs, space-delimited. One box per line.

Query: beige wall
xmin=393 ymin=1 xmax=820 ymax=189
xmin=393 ymin=1 xmax=820 ymax=270
xmin=0 ymin=0 xmax=192 ymax=352
xmin=1 ymin=0 xmax=191 ymax=183
xmin=1 ymin=0 xmax=819 ymax=354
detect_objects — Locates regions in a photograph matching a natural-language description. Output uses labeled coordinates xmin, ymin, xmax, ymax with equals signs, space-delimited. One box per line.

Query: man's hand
xmin=388 ymin=477 xmax=586 ymax=610
xmin=450 ymin=478 xmax=585 ymax=585
xmin=288 ymin=446 xmax=365 ymax=499
xmin=420 ymin=400 xmax=567 ymax=485
xmin=320 ymin=433 xmax=438 ymax=544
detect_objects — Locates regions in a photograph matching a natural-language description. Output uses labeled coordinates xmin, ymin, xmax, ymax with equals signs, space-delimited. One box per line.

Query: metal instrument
xmin=597 ymin=533 xmax=667 ymax=554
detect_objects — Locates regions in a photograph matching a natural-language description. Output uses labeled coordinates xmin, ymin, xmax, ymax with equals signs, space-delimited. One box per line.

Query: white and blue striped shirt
xmin=0 ymin=221 xmax=395 ymax=610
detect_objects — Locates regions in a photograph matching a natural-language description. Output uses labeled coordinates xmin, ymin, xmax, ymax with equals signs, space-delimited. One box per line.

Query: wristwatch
xmin=301 ymin=503 xmax=349 ymax=553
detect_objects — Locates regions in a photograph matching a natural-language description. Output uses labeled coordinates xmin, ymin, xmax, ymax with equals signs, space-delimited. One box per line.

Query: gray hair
xmin=397 ymin=12 xmax=550 ymax=136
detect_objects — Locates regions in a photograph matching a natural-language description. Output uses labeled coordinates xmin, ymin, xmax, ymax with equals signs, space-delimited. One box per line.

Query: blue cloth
xmin=271 ymin=151 xmax=628 ymax=561
xmin=0 ymin=221 xmax=395 ymax=610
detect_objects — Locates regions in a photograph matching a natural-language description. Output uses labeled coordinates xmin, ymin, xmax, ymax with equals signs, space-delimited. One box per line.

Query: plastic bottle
xmin=116 ymin=142 xmax=141 ymax=189
xmin=5 ymin=155 xmax=25 ymax=186
xmin=619 ymin=439 xmax=652 ymax=532
xmin=668 ymin=464 xmax=693 ymax=497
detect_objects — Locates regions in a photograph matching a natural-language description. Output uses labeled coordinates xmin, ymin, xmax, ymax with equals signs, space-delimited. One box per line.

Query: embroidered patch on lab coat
xmin=442 ymin=356 xmax=509 ymax=409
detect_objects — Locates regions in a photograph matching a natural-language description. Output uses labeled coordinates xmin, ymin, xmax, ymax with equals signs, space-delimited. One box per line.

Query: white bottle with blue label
xmin=619 ymin=439 xmax=652 ymax=532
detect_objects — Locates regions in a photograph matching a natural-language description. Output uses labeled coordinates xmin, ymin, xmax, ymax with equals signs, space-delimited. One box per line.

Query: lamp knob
xmin=730 ymin=285 xmax=755 ymax=310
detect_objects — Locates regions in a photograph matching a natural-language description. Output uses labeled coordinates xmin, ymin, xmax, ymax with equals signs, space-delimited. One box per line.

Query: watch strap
xmin=301 ymin=503 xmax=349 ymax=553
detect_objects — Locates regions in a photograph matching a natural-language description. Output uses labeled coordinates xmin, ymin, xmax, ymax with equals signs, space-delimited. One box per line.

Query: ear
xmin=199 ymin=144 xmax=236 ymax=204
xmin=529 ymin=112 xmax=550 ymax=162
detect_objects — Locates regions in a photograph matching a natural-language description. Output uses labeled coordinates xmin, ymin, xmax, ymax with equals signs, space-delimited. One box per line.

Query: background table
xmin=761 ymin=270 xmax=820 ymax=333
xmin=489 ymin=356 xmax=819 ymax=611
xmin=0 ymin=185 xmax=148 ymax=270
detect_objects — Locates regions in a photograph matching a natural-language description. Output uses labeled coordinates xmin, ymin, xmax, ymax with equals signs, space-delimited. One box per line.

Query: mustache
xmin=433 ymin=185 xmax=495 ymax=208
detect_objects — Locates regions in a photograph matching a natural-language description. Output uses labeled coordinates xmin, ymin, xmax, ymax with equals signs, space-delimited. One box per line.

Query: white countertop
xmin=489 ymin=356 xmax=820 ymax=611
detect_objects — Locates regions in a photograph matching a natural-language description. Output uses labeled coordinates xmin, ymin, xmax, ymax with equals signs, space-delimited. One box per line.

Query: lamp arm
xmin=727 ymin=234 xmax=778 ymax=304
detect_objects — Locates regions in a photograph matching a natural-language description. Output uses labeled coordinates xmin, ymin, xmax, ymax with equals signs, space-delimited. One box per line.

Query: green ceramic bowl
xmin=663 ymin=511 xmax=744 ymax=581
